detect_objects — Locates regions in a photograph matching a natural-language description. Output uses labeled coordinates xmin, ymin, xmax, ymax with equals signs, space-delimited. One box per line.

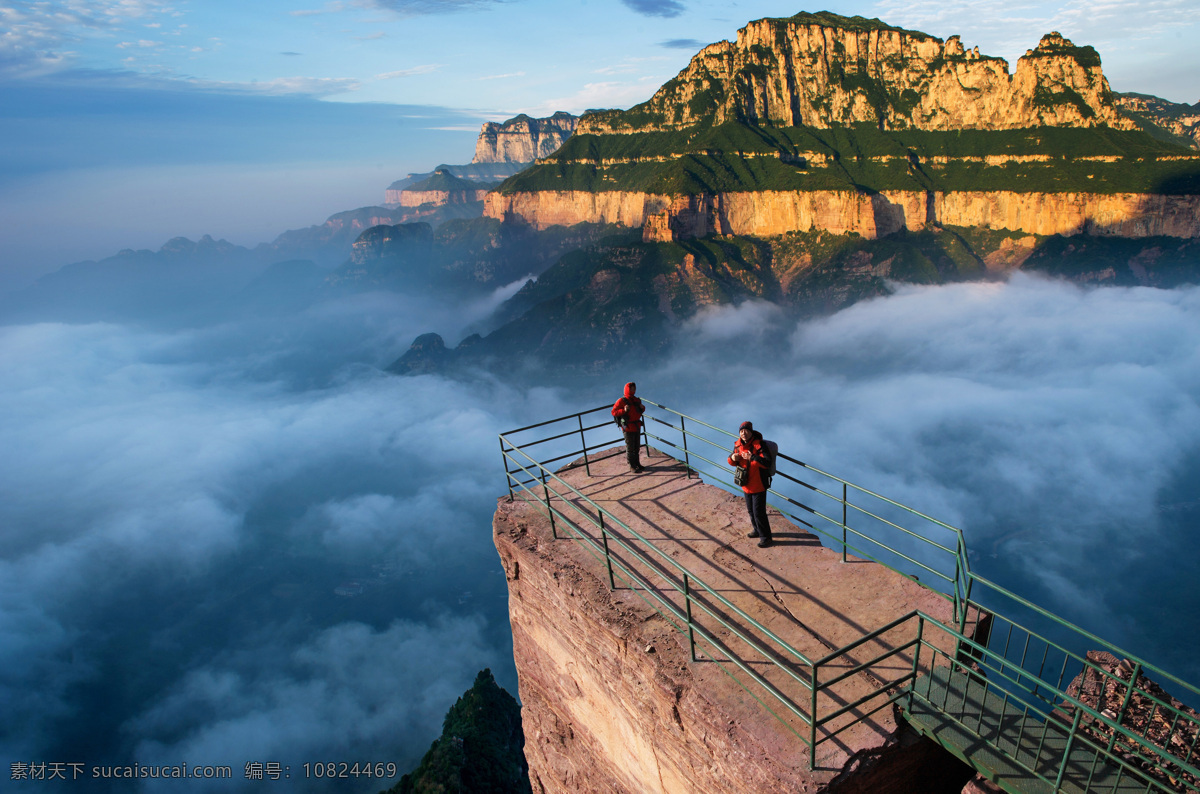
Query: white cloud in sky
xmin=376 ymin=64 xmax=439 ymax=79
xmin=525 ymin=79 xmax=662 ymax=116
xmin=0 ymin=0 xmax=175 ymax=75
xmin=290 ymin=1 xmax=349 ymax=16
xmin=873 ymin=0 xmax=1200 ymax=68
xmin=478 ymin=70 xmax=526 ymax=81
xmin=181 ymin=75 xmax=361 ymax=95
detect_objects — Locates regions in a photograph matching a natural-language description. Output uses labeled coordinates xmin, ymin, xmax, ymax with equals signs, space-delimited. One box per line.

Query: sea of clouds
xmin=2 ymin=270 xmax=1199 ymax=791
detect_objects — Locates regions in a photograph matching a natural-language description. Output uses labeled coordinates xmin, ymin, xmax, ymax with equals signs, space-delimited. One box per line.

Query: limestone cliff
xmin=485 ymin=12 xmax=1200 ymax=242
xmin=486 ymin=189 xmax=1200 ymax=241
xmin=1115 ymin=93 xmax=1200 ymax=150
xmin=396 ymin=167 xmax=493 ymax=208
xmin=473 ymin=112 xmax=579 ymax=164
xmin=580 ymin=15 xmax=1130 ymax=133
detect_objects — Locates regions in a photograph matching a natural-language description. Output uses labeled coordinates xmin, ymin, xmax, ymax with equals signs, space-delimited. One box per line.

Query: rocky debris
xmin=1063 ymin=650 xmax=1200 ymax=793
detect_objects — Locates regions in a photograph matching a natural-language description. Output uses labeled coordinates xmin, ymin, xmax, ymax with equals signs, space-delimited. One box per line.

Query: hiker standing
xmin=612 ymin=382 xmax=646 ymax=473
xmin=728 ymin=420 xmax=773 ymax=547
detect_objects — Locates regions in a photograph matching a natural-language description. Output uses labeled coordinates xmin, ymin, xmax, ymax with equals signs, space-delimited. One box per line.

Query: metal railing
xmin=499 ymin=401 xmax=1200 ymax=791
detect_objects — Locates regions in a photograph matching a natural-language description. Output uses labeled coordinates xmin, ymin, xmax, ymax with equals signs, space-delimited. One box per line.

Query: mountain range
xmin=8 ymin=11 xmax=1200 ymax=373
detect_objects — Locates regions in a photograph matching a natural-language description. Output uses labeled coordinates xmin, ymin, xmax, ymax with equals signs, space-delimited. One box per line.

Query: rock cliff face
xmin=1115 ymin=93 xmax=1200 ymax=150
xmin=486 ymin=189 xmax=1200 ymax=240
xmin=393 ymin=167 xmax=493 ymax=208
xmin=581 ymin=15 xmax=1130 ymax=133
xmin=473 ymin=112 xmax=579 ymax=163
xmin=485 ymin=14 xmax=1199 ymax=241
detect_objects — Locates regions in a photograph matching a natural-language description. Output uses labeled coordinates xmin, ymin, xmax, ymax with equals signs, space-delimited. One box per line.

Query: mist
xmin=3 ymin=248 xmax=1200 ymax=792
xmin=0 ymin=277 xmax=577 ymax=791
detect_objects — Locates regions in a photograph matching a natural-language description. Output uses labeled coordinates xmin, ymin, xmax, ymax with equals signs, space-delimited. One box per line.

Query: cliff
xmin=388 ymin=223 xmax=1200 ymax=374
xmin=493 ymin=449 xmax=976 ymax=793
xmin=580 ymin=16 xmax=1130 ymax=133
xmin=395 ymin=168 xmax=494 ymax=208
xmin=1115 ymin=93 xmax=1200 ymax=150
xmin=473 ymin=112 xmax=579 ymax=164
xmin=486 ymin=189 xmax=1200 ymax=241
xmin=484 ymin=12 xmax=1200 ymax=242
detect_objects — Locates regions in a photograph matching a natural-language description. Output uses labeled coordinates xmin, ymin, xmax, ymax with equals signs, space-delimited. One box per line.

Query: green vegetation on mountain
xmin=499 ymin=122 xmax=1200 ymax=195
xmin=389 ymin=223 xmax=1200 ymax=374
xmin=784 ymin=11 xmax=925 ymax=36
xmin=327 ymin=217 xmax=632 ymax=294
xmin=383 ymin=669 xmax=530 ymax=794
xmin=406 ymin=168 xmax=495 ymax=193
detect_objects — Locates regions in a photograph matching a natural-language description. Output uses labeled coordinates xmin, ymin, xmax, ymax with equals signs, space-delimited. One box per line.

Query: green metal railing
xmin=499 ymin=402 xmax=1200 ymax=792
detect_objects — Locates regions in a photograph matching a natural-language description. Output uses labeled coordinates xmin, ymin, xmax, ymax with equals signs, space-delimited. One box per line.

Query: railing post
xmin=908 ymin=616 xmax=925 ymax=713
xmin=958 ymin=572 xmax=973 ymax=637
xmin=809 ymin=663 xmax=819 ymax=770
xmin=1054 ymin=707 xmax=1084 ymax=792
xmin=840 ymin=482 xmax=848 ymax=563
xmin=600 ymin=512 xmax=615 ymax=590
xmin=642 ymin=419 xmax=650 ymax=458
xmin=500 ymin=437 xmax=514 ymax=502
xmin=541 ymin=468 xmax=557 ymax=539
xmin=684 ymin=574 xmax=695 ymax=661
xmin=577 ymin=414 xmax=591 ymax=476
xmin=680 ymin=415 xmax=692 ymax=478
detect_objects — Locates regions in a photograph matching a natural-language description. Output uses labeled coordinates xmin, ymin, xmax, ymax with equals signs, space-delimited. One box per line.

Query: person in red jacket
xmin=612 ymin=382 xmax=646 ymax=473
xmin=728 ymin=420 xmax=773 ymax=547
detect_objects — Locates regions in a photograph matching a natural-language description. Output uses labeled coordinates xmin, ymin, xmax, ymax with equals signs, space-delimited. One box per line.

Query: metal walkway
xmin=500 ymin=401 xmax=1200 ymax=793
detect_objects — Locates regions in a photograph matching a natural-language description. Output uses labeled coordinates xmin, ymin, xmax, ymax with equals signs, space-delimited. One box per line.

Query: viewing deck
xmin=499 ymin=403 xmax=1200 ymax=793
xmin=499 ymin=445 xmax=974 ymax=783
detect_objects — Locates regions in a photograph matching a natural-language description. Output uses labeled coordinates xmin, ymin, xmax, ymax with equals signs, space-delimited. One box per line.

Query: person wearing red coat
xmin=612 ymin=382 xmax=645 ymax=473
xmin=728 ymin=420 xmax=773 ymax=547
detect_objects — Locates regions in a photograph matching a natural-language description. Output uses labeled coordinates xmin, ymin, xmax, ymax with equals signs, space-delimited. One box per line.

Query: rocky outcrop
xmin=486 ymin=189 xmax=1200 ymax=240
xmin=394 ymin=167 xmax=493 ymax=208
xmin=473 ymin=112 xmax=579 ymax=164
xmin=1115 ymin=93 xmax=1200 ymax=150
xmin=581 ymin=14 xmax=1130 ymax=133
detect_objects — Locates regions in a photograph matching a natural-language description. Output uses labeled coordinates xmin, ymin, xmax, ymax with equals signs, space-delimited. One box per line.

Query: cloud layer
xmin=645 ymin=274 xmax=1200 ymax=680
xmin=5 ymin=268 xmax=1200 ymax=788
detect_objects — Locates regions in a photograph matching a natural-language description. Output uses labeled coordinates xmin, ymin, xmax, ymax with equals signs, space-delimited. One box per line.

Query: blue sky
xmin=2 ymin=0 xmax=1198 ymax=289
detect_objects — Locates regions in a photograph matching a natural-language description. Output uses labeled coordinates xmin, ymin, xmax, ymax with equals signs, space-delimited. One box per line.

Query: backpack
xmin=613 ymin=397 xmax=643 ymax=430
xmin=760 ymin=439 xmax=778 ymax=488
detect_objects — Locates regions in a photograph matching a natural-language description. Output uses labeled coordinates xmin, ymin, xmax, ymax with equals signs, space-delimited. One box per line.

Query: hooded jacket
xmin=728 ymin=430 xmax=769 ymax=494
xmin=612 ymin=382 xmax=645 ymax=433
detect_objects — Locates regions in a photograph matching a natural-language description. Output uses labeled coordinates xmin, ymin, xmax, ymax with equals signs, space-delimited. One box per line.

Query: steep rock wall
xmin=485 ymin=189 xmax=1200 ymax=240
xmin=473 ymin=112 xmax=579 ymax=164
xmin=397 ymin=188 xmax=490 ymax=207
xmin=581 ymin=18 xmax=1129 ymax=133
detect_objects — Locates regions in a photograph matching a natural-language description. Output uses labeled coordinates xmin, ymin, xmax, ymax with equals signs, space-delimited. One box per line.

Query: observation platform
xmin=502 ymin=443 xmax=974 ymax=776
xmin=501 ymin=403 xmax=1200 ymax=794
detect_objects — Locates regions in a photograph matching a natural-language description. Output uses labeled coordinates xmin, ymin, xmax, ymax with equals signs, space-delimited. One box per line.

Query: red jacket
xmin=612 ymin=383 xmax=644 ymax=433
xmin=728 ymin=433 xmax=768 ymax=494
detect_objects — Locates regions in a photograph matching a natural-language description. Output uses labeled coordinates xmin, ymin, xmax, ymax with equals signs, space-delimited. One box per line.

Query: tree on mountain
xmin=383 ymin=669 xmax=531 ymax=794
